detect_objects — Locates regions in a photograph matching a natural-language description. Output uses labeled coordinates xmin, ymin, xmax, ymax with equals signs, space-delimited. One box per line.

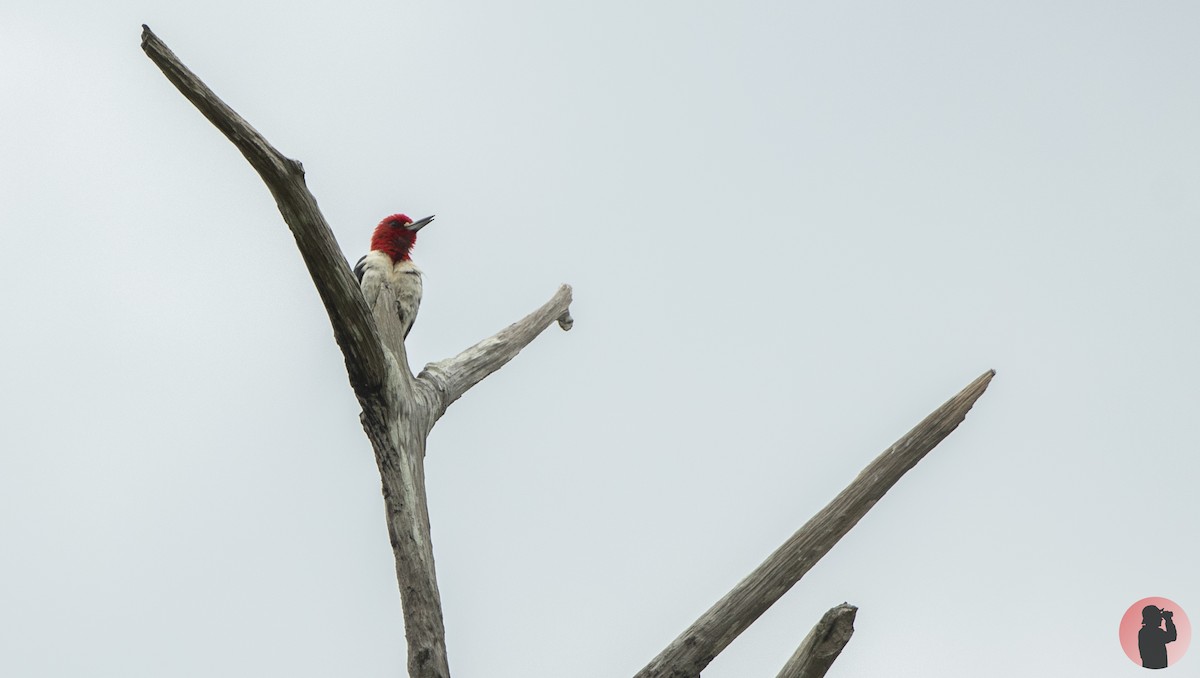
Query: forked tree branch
xmin=142 ymin=24 xmax=574 ymax=678
xmin=776 ymin=604 xmax=857 ymax=678
xmin=635 ymin=370 xmax=994 ymax=678
xmin=140 ymin=25 xmax=389 ymax=400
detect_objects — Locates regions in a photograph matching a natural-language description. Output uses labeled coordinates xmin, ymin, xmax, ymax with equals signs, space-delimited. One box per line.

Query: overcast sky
xmin=3 ymin=1 xmax=1199 ymax=676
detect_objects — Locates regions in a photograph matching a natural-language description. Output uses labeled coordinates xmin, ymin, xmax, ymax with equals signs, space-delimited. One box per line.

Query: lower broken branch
xmin=776 ymin=603 xmax=857 ymax=678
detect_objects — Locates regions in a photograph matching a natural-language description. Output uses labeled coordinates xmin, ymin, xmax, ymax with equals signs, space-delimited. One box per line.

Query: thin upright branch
xmin=140 ymin=25 xmax=388 ymax=399
xmin=635 ymin=369 xmax=995 ymax=678
xmin=776 ymin=604 xmax=857 ymax=678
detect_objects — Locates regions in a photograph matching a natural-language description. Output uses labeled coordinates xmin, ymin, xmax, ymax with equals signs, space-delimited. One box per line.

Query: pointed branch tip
xmin=633 ymin=369 xmax=994 ymax=678
xmin=971 ymin=369 xmax=996 ymax=393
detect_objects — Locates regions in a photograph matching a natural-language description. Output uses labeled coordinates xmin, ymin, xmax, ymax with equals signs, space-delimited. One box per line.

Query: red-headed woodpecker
xmin=354 ymin=213 xmax=435 ymax=340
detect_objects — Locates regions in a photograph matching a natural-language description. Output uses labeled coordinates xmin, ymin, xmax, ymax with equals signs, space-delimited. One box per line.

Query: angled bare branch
xmin=634 ymin=369 xmax=995 ymax=678
xmin=140 ymin=25 xmax=388 ymax=400
xmin=418 ymin=284 xmax=573 ymax=422
xmin=776 ymin=604 xmax=857 ymax=678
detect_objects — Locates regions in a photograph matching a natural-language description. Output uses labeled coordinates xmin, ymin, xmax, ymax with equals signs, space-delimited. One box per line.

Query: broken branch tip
xmin=557 ymin=311 xmax=574 ymax=331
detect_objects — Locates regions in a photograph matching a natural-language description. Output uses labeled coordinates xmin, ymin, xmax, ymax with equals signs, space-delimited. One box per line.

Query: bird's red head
xmin=370 ymin=213 xmax=434 ymax=262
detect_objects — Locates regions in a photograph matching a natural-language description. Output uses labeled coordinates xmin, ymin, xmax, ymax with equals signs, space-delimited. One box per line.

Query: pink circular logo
xmin=1119 ymin=597 xmax=1190 ymax=669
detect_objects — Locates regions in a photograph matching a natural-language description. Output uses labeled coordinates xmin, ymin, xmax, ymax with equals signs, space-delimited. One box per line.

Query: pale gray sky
xmin=3 ymin=1 xmax=1199 ymax=676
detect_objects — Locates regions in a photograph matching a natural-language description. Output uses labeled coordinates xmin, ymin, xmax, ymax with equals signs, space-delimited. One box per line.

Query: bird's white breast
xmin=387 ymin=258 xmax=423 ymax=284
xmin=357 ymin=252 xmax=422 ymax=311
xmin=387 ymin=259 xmax=424 ymax=323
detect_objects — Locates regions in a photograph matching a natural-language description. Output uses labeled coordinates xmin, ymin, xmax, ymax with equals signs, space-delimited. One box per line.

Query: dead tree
xmin=141 ymin=25 xmax=994 ymax=678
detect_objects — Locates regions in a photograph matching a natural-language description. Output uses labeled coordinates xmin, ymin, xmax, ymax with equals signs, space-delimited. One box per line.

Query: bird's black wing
xmin=353 ymin=255 xmax=368 ymax=283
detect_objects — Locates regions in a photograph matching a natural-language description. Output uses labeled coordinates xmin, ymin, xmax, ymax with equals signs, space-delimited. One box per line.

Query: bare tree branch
xmin=418 ymin=284 xmax=573 ymax=423
xmin=359 ymin=406 xmax=448 ymax=678
xmin=634 ymin=369 xmax=995 ymax=678
xmin=142 ymin=25 xmax=575 ymax=678
xmin=142 ymin=22 xmax=991 ymax=678
xmin=776 ymin=604 xmax=857 ymax=678
xmin=140 ymin=25 xmax=388 ymax=400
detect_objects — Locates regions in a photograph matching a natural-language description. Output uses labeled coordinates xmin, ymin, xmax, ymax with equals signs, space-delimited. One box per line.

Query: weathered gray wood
xmin=359 ymin=392 xmax=446 ymax=678
xmin=141 ymin=25 xmax=573 ymax=678
xmin=140 ymin=25 xmax=389 ymax=400
xmin=142 ymin=23 xmax=996 ymax=678
xmin=634 ymin=370 xmax=994 ymax=678
xmin=776 ymin=604 xmax=857 ymax=678
xmin=418 ymin=285 xmax=573 ymax=424
xmin=365 ymin=284 xmax=448 ymax=678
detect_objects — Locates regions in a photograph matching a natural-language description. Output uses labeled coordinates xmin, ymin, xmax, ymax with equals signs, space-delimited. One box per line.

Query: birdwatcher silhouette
xmin=1139 ymin=605 xmax=1177 ymax=669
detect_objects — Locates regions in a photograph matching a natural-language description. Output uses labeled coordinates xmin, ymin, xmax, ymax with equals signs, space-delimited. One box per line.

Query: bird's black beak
xmin=406 ymin=215 xmax=435 ymax=232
